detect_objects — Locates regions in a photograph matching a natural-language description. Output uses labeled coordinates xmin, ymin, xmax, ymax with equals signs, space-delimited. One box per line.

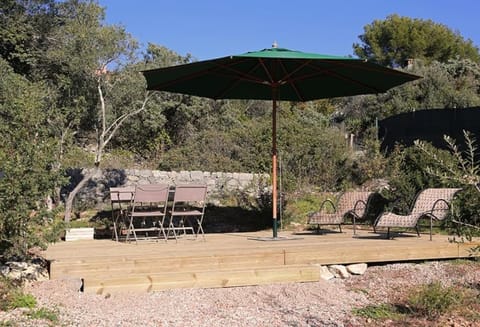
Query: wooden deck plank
xmin=83 ymin=264 xmax=321 ymax=294
xmin=43 ymin=228 xmax=480 ymax=293
xmin=49 ymin=251 xmax=286 ymax=279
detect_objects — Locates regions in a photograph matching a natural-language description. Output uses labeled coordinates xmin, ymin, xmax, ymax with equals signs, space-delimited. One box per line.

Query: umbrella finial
xmin=272 ymin=41 xmax=278 ymax=48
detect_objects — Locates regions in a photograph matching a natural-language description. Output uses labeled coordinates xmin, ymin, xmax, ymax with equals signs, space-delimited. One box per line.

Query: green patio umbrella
xmin=142 ymin=46 xmax=420 ymax=238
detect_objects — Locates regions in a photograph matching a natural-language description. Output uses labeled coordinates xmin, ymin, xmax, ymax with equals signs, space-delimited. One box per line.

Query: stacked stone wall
xmin=66 ymin=168 xmax=270 ymax=209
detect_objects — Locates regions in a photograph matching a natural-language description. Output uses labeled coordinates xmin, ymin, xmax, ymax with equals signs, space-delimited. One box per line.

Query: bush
xmin=352 ymin=303 xmax=402 ymax=320
xmin=0 ymin=277 xmax=36 ymax=310
xmin=282 ymin=191 xmax=333 ymax=228
xmin=9 ymin=293 xmax=37 ymax=309
xmin=25 ymin=307 xmax=59 ymax=323
xmin=408 ymin=282 xmax=462 ymax=319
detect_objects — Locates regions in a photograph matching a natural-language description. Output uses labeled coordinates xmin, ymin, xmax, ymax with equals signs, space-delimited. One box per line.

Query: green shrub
xmin=10 ymin=293 xmax=37 ymax=309
xmin=25 ymin=307 xmax=59 ymax=323
xmin=0 ymin=277 xmax=16 ymax=311
xmin=282 ymin=191 xmax=333 ymax=228
xmin=352 ymin=303 xmax=402 ymax=320
xmin=408 ymin=282 xmax=462 ymax=319
xmin=0 ymin=277 xmax=37 ymax=310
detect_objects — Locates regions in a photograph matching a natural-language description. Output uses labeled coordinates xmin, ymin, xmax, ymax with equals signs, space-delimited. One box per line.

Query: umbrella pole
xmin=272 ymin=95 xmax=278 ymax=238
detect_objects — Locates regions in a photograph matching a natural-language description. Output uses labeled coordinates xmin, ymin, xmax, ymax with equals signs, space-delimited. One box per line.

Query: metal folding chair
xmin=126 ymin=184 xmax=170 ymax=243
xmin=168 ymin=184 xmax=207 ymax=241
xmin=109 ymin=186 xmax=135 ymax=241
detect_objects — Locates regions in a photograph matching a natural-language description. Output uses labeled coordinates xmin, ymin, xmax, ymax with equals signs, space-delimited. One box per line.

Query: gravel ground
xmin=1 ymin=260 xmax=479 ymax=326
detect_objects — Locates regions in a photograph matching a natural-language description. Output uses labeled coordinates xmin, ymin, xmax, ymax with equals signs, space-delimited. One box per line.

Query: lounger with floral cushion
xmin=307 ymin=191 xmax=374 ymax=234
xmin=374 ymin=188 xmax=461 ymax=240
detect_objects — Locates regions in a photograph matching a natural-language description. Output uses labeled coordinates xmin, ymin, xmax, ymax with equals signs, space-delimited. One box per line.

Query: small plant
xmin=352 ymin=303 xmax=403 ymax=320
xmin=282 ymin=191 xmax=332 ymax=228
xmin=408 ymin=282 xmax=461 ymax=319
xmin=9 ymin=292 xmax=37 ymax=309
xmin=25 ymin=307 xmax=59 ymax=324
xmin=0 ymin=277 xmax=16 ymax=311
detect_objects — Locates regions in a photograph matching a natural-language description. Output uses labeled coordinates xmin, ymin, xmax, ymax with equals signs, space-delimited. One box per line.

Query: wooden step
xmin=83 ymin=264 xmax=321 ymax=294
xmin=49 ymin=250 xmax=286 ymax=279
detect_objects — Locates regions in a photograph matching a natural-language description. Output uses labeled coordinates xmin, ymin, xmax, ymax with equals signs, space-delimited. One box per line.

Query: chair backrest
xmin=133 ymin=184 xmax=170 ymax=204
xmin=173 ymin=185 xmax=207 ymax=203
xmin=410 ymin=188 xmax=461 ymax=219
xmin=336 ymin=191 xmax=373 ymax=216
xmin=110 ymin=186 xmax=135 ymax=203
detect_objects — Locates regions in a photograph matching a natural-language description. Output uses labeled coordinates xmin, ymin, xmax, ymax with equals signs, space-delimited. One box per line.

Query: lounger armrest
xmin=319 ymin=198 xmax=336 ymax=213
xmin=427 ymin=198 xmax=450 ymax=220
xmin=307 ymin=198 xmax=336 ymax=220
xmin=349 ymin=199 xmax=368 ymax=217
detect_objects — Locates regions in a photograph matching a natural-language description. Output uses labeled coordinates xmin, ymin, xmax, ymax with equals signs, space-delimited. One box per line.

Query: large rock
xmin=319 ymin=265 xmax=335 ymax=280
xmin=347 ymin=263 xmax=368 ymax=275
xmin=328 ymin=264 xmax=350 ymax=279
xmin=1 ymin=259 xmax=49 ymax=283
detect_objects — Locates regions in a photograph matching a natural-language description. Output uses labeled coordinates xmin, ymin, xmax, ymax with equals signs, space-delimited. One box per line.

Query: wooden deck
xmin=43 ymin=228 xmax=479 ymax=294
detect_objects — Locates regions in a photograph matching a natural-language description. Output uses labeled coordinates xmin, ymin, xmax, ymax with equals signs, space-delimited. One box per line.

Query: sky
xmin=98 ymin=0 xmax=480 ymax=61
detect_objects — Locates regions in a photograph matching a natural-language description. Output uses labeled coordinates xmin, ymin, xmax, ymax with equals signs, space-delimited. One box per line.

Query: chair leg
xmin=195 ymin=217 xmax=205 ymax=240
xmin=158 ymin=217 xmax=167 ymax=242
xmin=387 ymin=227 xmax=390 ymax=239
xmin=415 ymin=225 xmax=420 ymax=237
xmin=338 ymin=224 xmax=342 ymax=233
xmin=126 ymin=219 xmax=138 ymax=244
xmin=168 ymin=217 xmax=178 ymax=242
xmin=429 ymin=217 xmax=433 ymax=241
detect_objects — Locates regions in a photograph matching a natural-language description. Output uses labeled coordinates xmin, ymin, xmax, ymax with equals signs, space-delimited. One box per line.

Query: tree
xmin=354 ymin=14 xmax=480 ymax=67
xmin=336 ymin=58 xmax=480 ymax=138
xmin=0 ymin=59 xmax=65 ymax=256
xmin=0 ymin=0 xmax=57 ymax=77
xmin=57 ymin=1 xmax=151 ymax=222
xmin=109 ymin=44 xmax=201 ymax=162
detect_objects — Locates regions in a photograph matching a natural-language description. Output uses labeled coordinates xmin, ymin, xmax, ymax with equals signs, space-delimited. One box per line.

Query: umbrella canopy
xmin=142 ymin=46 xmax=421 ymax=238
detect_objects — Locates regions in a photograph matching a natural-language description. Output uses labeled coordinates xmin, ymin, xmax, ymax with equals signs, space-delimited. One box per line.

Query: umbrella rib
xmin=284 ymin=60 xmax=381 ymax=93
xmin=277 ymin=59 xmax=309 ymax=101
xmin=212 ymin=60 xmax=270 ymax=98
xmin=148 ymin=59 xmax=270 ymax=95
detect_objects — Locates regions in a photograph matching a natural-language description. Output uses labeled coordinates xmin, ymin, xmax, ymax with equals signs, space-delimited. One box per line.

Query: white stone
xmin=128 ymin=175 xmax=139 ymax=182
xmin=65 ymin=227 xmax=94 ymax=241
xmin=24 ymin=264 xmax=49 ymax=281
xmin=319 ymin=265 xmax=335 ymax=280
xmin=346 ymin=263 xmax=368 ymax=275
xmin=190 ymin=170 xmax=204 ymax=181
xmin=0 ymin=265 xmax=10 ymax=277
xmin=7 ymin=261 xmax=28 ymax=270
xmin=328 ymin=264 xmax=350 ymax=279
xmin=238 ymin=173 xmax=253 ymax=181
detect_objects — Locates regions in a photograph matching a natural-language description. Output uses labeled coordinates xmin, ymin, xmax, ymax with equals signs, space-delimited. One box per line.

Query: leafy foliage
xmin=0 ymin=59 xmax=66 ymax=256
xmin=25 ymin=307 xmax=59 ymax=323
xmin=415 ymin=132 xmax=480 ymax=237
xmin=1 ymin=0 xmax=480 ymax=252
xmin=408 ymin=282 xmax=462 ymax=319
xmin=374 ymin=143 xmax=453 ymax=214
xmin=352 ymin=303 xmax=402 ymax=320
xmin=354 ymin=14 xmax=480 ymax=67
xmin=337 ymin=59 xmax=480 ymax=137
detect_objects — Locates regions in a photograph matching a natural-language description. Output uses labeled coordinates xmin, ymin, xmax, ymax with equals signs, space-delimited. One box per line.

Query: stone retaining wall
xmin=66 ymin=168 xmax=271 ymax=209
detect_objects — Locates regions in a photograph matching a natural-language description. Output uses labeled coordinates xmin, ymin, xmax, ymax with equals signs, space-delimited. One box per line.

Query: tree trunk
xmin=64 ymin=168 xmax=98 ymax=222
